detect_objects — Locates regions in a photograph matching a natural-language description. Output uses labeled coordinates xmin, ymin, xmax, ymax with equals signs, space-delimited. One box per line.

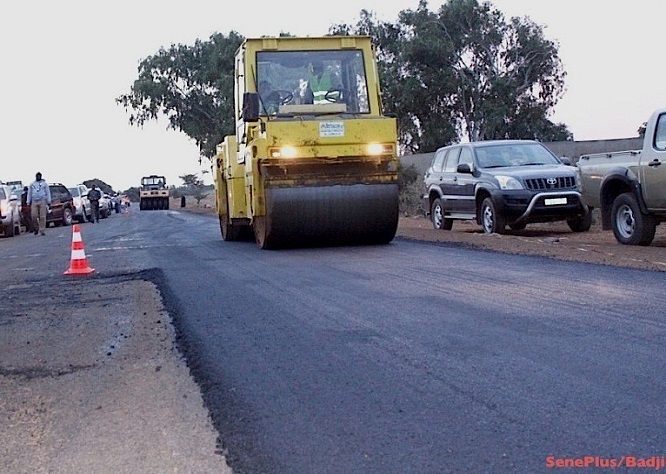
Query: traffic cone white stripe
xmin=71 ymin=249 xmax=87 ymax=259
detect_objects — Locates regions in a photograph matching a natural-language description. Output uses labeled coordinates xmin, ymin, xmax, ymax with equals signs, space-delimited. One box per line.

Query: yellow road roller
xmin=214 ymin=36 xmax=399 ymax=249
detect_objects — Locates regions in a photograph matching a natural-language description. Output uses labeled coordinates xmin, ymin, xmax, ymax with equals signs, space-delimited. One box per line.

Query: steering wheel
xmin=267 ymin=90 xmax=294 ymax=105
xmin=324 ymin=88 xmax=348 ymax=103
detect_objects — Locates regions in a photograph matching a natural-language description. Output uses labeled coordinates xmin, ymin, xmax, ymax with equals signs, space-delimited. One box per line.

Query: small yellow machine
xmin=139 ymin=175 xmax=169 ymax=210
xmin=214 ymin=36 xmax=399 ymax=249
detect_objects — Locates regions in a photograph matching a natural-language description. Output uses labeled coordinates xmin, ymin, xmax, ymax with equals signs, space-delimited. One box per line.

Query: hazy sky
xmin=2 ymin=0 xmax=664 ymax=191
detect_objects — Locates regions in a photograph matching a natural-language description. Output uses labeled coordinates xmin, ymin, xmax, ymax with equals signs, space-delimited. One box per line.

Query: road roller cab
xmin=214 ymin=36 xmax=399 ymax=249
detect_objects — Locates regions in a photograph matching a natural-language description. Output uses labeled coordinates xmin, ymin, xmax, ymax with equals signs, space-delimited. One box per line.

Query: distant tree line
xmin=116 ymin=0 xmax=573 ymax=164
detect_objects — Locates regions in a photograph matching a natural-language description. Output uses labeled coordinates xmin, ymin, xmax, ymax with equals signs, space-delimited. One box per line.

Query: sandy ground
xmin=0 ymin=277 xmax=232 ymax=474
xmin=396 ymin=215 xmax=666 ymax=272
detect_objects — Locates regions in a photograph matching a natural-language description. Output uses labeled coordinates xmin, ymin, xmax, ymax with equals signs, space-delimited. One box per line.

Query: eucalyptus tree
xmin=116 ymin=31 xmax=243 ymax=160
xmin=334 ymin=0 xmax=572 ymax=151
xmin=118 ymin=1 xmax=572 ymax=162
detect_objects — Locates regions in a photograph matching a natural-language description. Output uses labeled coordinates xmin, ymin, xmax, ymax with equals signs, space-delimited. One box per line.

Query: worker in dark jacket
xmin=20 ymin=186 xmax=33 ymax=233
xmin=87 ymin=185 xmax=102 ymax=223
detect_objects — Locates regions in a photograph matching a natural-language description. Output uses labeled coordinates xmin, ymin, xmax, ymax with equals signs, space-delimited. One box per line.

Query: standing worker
xmin=87 ymin=185 xmax=101 ymax=223
xmin=26 ymin=172 xmax=51 ymax=236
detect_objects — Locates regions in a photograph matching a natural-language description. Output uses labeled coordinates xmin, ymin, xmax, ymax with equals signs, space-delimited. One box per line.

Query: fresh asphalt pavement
xmin=2 ymin=208 xmax=664 ymax=473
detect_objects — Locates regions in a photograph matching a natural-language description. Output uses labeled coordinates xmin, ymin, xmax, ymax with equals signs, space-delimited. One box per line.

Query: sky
xmin=2 ymin=0 xmax=665 ymax=192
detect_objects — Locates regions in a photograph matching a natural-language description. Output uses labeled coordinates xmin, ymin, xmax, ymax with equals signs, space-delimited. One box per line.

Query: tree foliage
xmin=178 ymin=173 xmax=202 ymax=187
xmin=116 ymin=31 xmax=244 ymax=159
xmin=118 ymin=1 xmax=573 ymax=164
xmin=332 ymin=0 xmax=572 ymax=151
xmin=178 ymin=173 xmax=209 ymax=205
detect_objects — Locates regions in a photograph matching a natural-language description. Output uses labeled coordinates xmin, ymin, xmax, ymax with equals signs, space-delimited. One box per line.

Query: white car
xmin=68 ymin=185 xmax=92 ymax=223
xmin=0 ymin=184 xmax=21 ymax=237
xmin=100 ymin=193 xmax=112 ymax=218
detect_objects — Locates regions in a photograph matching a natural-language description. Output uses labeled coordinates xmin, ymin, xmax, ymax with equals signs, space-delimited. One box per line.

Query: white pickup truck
xmin=577 ymin=107 xmax=666 ymax=245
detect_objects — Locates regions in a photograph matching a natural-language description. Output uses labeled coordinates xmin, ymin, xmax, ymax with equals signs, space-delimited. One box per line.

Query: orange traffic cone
xmin=64 ymin=224 xmax=95 ymax=275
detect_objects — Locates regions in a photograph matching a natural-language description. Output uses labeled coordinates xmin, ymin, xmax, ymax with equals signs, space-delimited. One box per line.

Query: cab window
xmin=654 ymin=113 xmax=666 ymax=150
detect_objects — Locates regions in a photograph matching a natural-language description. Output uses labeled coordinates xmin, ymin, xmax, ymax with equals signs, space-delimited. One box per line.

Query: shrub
xmin=398 ymin=163 xmax=425 ymax=216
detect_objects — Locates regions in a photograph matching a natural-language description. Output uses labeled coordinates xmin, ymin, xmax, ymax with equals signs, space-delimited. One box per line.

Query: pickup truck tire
xmin=4 ymin=221 xmax=15 ymax=237
xmin=481 ymin=197 xmax=505 ymax=234
xmin=567 ymin=210 xmax=592 ymax=233
xmin=431 ymin=198 xmax=453 ymax=230
xmin=611 ymin=192 xmax=656 ymax=246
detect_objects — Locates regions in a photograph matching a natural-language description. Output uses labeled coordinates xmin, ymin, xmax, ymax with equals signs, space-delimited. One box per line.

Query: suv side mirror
xmin=457 ymin=163 xmax=472 ymax=173
xmin=559 ymin=157 xmax=573 ymax=166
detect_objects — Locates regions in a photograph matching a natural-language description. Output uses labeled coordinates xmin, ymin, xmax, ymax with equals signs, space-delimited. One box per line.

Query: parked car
xmin=100 ymin=193 xmax=112 ymax=218
xmin=423 ymin=140 xmax=591 ymax=234
xmin=0 ymin=184 xmax=21 ymax=237
xmin=46 ymin=183 xmax=75 ymax=227
xmin=109 ymin=193 xmax=122 ymax=213
xmin=68 ymin=184 xmax=92 ymax=223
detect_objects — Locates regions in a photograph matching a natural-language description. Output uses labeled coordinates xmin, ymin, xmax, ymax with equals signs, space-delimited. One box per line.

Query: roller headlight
xmin=367 ymin=143 xmax=384 ymax=155
xmin=367 ymin=143 xmax=393 ymax=156
xmin=270 ymin=146 xmax=298 ymax=158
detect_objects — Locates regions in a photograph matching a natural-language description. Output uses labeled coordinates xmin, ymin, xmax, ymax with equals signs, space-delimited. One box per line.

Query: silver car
xmin=68 ymin=184 xmax=92 ymax=223
xmin=0 ymin=184 xmax=21 ymax=237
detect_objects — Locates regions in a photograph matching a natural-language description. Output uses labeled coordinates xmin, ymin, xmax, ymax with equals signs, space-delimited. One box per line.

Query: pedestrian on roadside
xmin=20 ymin=186 xmax=33 ymax=233
xmin=87 ymin=185 xmax=101 ymax=223
xmin=26 ymin=172 xmax=51 ymax=236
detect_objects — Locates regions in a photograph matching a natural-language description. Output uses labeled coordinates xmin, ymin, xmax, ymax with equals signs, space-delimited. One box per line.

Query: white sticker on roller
xmin=320 ymin=122 xmax=344 ymax=137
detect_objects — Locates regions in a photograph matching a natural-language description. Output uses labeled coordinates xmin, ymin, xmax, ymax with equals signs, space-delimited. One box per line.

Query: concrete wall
xmin=399 ymin=137 xmax=644 ymax=175
xmin=400 ymin=153 xmax=435 ymax=176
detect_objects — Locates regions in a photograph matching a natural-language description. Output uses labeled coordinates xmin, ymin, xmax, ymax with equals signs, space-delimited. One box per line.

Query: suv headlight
xmin=496 ymin=175 xmax=523 ymax=190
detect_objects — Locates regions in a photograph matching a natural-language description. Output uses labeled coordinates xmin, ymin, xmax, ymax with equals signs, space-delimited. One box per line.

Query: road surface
xmin=1 ymin=208 xmax=664 ymax=473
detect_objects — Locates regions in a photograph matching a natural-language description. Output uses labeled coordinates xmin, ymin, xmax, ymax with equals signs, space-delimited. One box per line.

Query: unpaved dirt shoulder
xmin=396 ymin=216 xmax=666 ymax=272
xmin=0 ymin=275 xmax=231 ymax=474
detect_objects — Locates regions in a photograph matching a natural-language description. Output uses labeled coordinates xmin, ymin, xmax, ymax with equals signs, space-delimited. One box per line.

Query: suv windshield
xmin=256 ymin=49 xmax=369 ymax=115
xmin=475 ymin=143 xmax=560 ymax=168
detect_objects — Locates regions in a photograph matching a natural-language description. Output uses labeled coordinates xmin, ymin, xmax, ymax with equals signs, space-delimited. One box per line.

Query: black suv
xmin=423 ymin=140 xmax=591 ymax=233
xmin=46 ymin=183 xmax=75 ymax=227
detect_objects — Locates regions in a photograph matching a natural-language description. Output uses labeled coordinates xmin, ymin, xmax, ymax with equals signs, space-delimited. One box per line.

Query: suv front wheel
xmin=567 ymin=209 xmax=592 ymax=233
xmin=62 ymin=208 xmax=73 ymax=226
xmin=431 ymin=198 xmax=453 ymax=230
xmin=481 ymin=197 xmax=505 ymax=234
